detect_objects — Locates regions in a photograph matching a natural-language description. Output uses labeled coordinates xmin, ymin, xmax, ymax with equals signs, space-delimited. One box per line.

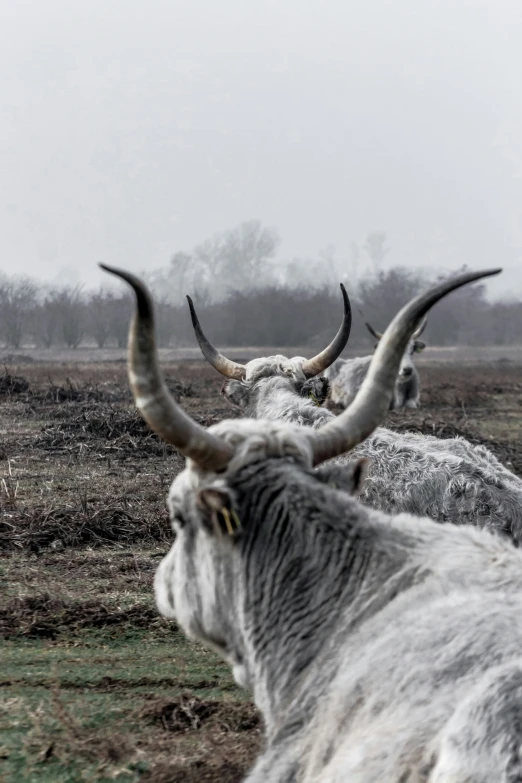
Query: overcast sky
xmin=1 ymin=0 xmax=521 ymax=297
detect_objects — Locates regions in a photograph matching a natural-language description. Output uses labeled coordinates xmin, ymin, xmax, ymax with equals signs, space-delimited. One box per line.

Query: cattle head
xmin=98 ymin=263 xmax=501 ymax=692
xmin=221 ymin=371 xmax=331 ymax=413
xmin=365 ymin=317 xmax=427 ymax=380
xmin=185 ymin=285 xmax=351 ymax=409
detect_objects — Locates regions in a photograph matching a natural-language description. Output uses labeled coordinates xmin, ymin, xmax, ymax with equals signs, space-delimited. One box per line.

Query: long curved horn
xmin=186 ymin=296 xmax=246 ymax=380
xmin=413 ymin=317 xmax=428 ymax=339
xmin=307 ymin=268 xmax=502 ymax=466
xmin=99 ymin=265 xmax=234 ymax=471
xmin=364 ymin=321 xmax=383 ymax=341
xmin=301 ymin=284 xmax=352 ymax=378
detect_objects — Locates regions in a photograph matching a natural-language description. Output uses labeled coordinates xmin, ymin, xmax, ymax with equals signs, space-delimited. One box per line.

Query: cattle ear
xmin=315 ymin=457 xmax=369 ymax=496
xmin=348 ymin=457 xmax=369 ymax=495
xmin=197 ymin=487 xmax=242 ymax=538
xmin=221 ymin=380 xmax=248 ymax=409
xmin=301 ymin=377 xmax=330 ymax=406
xmin=414 ymin=340 xmax=426 ymax=353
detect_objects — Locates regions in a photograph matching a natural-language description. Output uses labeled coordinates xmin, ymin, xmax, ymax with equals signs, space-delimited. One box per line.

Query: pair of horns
xmin=99 ymin=265 xmax=501 ymax=471
xmin=187 ymin=284 xmax=352 ymax=380
xmin=365 ymin=316 xmax=427 ymax=342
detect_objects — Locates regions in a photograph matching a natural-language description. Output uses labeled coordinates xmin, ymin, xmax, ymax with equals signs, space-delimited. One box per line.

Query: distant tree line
xmin=0 ymin=220 xmax=520 ymax=350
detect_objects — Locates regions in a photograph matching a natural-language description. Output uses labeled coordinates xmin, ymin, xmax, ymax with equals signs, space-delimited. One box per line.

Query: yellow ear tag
xmin=213 ymin=506 xmax=242 ymax=536
xmin=309 ymin=392 xmax=320 ymax=407
xmin=220 ymin=507 xmax=235 ymax=536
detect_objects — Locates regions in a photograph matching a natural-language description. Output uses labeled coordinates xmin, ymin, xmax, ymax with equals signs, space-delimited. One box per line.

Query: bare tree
xmin=220 ymin=219 xmax=280 ymax=291
xmin=190 ymin=220 xmax=280 ymax=299
xmin=88 ymin=290 xmax=113 ymax=348
xmin=317 ymin=244 xmax=338 ymax=286
xmin=357 ymin=267 xmax=425 ymax=338
xmin=148 ymin=251 xmax=195 ymax=306
xmin=34 ymin=288 xmax=62 ymax=347
xmin=168 ymin=251 xmax=193 ymax=299
xmin=108 ymin=292 xmax=134 ymax=347
xmin=54 ymin=286 xmax=85 ymax=349
xmin=427 ymin=265 xmax=491 ymax=346
xmin=0 ymin=245 xmax=519 ymax=352
xmin=487 ymin=299 xmax=521 ymax=345
xmin=0 ymin=277 xmax=38 ymax=348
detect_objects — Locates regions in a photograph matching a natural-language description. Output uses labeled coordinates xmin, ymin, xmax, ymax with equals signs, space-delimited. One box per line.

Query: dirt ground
xmin=1 ymin=352 xmax=522 ymax=781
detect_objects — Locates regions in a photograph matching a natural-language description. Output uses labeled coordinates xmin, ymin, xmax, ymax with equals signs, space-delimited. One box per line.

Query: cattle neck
xmin=227 ymin=457 xmax=415 ymax=735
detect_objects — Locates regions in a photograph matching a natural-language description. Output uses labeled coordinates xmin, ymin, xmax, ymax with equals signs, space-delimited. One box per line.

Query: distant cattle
xmin=184 ymin=284 xmax=351 ymax=422
xmin=326 ymin=317 xmax=427 ymax=410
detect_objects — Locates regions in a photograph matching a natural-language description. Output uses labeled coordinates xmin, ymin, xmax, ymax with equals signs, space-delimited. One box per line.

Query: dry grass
xmin=1 ymin=355 xmax=522 ymax=781
xmin=0 ymin=594 xmax=165 ymax=639
xmin=0 ymin=501 xmax=172 ymax=552
xmin=0 ymin=369 xmax=30 ymax=396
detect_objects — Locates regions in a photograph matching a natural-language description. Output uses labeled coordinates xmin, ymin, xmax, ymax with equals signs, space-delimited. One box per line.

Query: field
xmin=2 ymin=350 xmax=522 ymax=782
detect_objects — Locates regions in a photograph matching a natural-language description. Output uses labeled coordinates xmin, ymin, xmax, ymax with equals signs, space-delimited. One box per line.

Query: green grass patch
xmin=1 ymin=628 xmax=246 ymax=782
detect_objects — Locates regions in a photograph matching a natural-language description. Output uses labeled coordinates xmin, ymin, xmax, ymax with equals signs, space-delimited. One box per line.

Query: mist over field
xmin=1 ymin=1 xmax=522 ymax=300
xmin=0 ymin=253 xmax=520 ymax=351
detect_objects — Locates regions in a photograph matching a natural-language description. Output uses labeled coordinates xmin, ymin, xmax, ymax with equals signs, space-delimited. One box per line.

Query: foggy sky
xmin=1 ymin=0 xmax=521 ymax=297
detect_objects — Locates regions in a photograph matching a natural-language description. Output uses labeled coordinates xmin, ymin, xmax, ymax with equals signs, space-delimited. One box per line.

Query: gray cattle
xmin=187 ymin=290 xmax=522 ymax=544
xmin=326 ymin=317 xmax=427 ymax=410
xmin=220 ymin=369 xmax=334 ymax=429
xmin=185 ymin=285 xmax=351 ymax=421
xmin=103 ymin=263 xmax=522 ymax=782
